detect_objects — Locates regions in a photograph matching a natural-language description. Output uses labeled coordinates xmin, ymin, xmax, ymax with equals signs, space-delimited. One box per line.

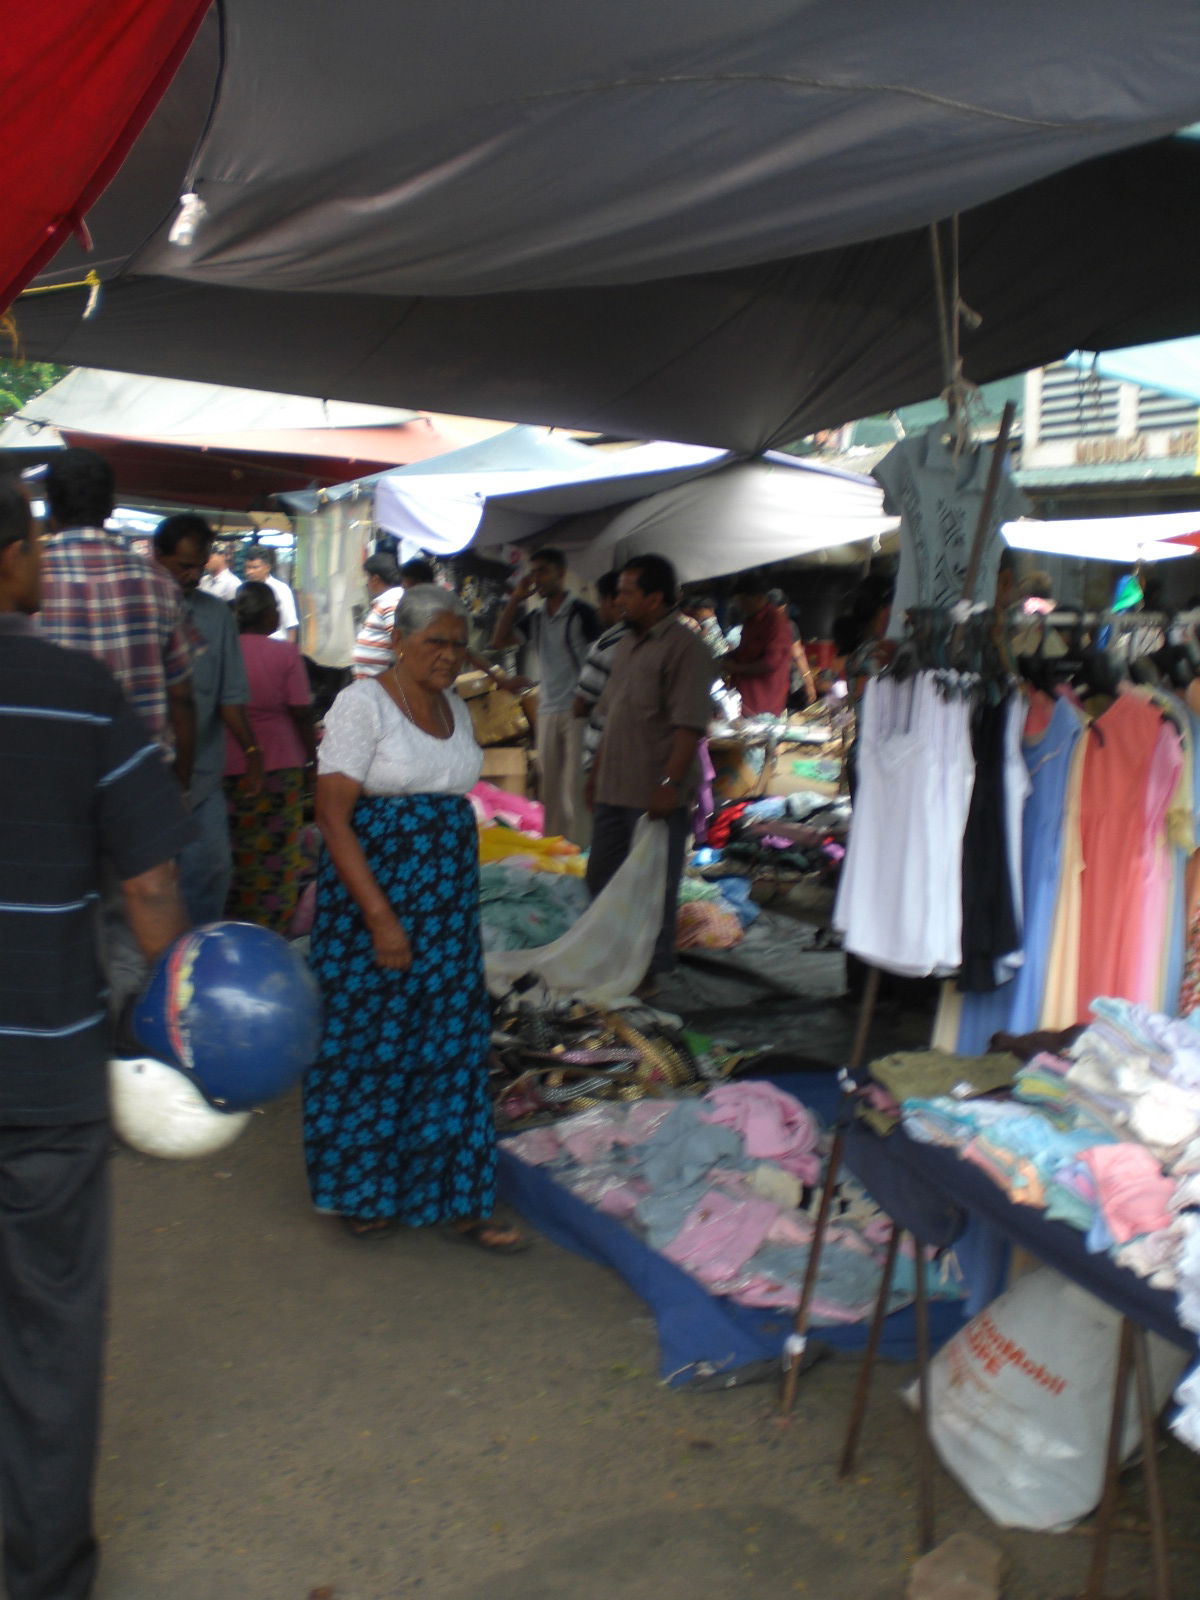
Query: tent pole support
xmin=779 ymin=964 xmax=880 ymax=1416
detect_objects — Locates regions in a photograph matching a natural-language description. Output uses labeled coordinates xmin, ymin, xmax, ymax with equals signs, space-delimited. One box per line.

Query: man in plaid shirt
xmin=39 ymin=449 xmax=195 ymax=780
xmin=39 ymin=448 xmax=196 ymax=1014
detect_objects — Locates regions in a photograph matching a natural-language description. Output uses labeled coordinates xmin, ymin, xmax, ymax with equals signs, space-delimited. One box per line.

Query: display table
xmin=842 ymin=1118 xmax=1189 ymax=1350
xmin=833 ymin=1110 xmax=1191 ymax=1599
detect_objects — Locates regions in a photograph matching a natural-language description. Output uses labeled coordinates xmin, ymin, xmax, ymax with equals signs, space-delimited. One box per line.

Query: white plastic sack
xmin=485 ymin=816 xmax=668 ymax=1004
xmin=910 ymin=1266 xmax=1187 ymax=1531
xmin=109 ymin=1057 xmax=251 ymax=1160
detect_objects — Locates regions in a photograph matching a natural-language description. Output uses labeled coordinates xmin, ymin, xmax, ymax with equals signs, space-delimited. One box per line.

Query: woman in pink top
xmin=224 ymin=582 xmax=316 ymax=934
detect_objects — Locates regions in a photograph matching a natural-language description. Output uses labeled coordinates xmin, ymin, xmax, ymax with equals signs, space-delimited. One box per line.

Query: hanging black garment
xmin=957 ymin=691 xmax=1019 ymax=993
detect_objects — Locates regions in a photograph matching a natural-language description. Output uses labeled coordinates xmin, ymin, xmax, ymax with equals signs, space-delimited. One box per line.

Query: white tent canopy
xmin=1003 ymin=512 xmax=1200 ymax=565
xmin=0 ymin=366 xmax=420 ymax=450
xmin=567 ymin=456 xmax=898 ymax=581
xmin=374 ymin=440 xmax=732 ymax=557
xmin=368 ymin=443 xmax=898 ymax=573
xmin=376 ymin=447 xmax=1200 ymax=584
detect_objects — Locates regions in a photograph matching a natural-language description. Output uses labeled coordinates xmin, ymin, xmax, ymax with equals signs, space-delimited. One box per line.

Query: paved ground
xmin=90 ymin=924 xmax=1200 ymax=1600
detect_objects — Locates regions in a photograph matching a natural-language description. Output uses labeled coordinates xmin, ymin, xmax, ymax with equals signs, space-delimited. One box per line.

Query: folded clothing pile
xmin=479 ymin=864 xmax=590 ymax=953
xmin=895 ymin=996 xmax=1200 ymax=1457
xmin=468 ymin=780 xmax=544 ymax=835
xmin=507 ymin=1083 xmax=961 ymax=1321
xmin=478 ymin=822 xmax=585 ymax=875
xmin=675 ymin=875 xmax=759 ymax=949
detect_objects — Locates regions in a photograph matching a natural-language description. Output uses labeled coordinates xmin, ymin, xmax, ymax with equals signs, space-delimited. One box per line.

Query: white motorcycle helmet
xmin=109 ymin=1056 xmax=251 ymax=1160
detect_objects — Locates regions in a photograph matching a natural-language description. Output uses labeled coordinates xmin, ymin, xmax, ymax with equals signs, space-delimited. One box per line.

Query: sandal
xmin=442 ymin=1218 xmax=531 ymax=1255
xmin=340 ymin=1215 xmax=399 ymax=1241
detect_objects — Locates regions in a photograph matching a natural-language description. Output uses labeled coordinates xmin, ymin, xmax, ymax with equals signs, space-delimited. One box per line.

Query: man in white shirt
xmin=199 ymin=542 xmax=241 ymax=602
xmin=243 ymin=544 xmax=299 ymax=642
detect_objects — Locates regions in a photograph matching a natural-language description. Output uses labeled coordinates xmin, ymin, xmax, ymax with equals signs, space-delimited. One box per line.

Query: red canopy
xmin=2 ymin=0 xmax=209 ymax=312
xmin=57 ymin=421 xmax=465 ymax=510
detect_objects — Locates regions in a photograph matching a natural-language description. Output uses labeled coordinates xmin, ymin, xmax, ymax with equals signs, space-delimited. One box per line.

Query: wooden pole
xmin=779 ymin=965 xmax=881 ymax=1415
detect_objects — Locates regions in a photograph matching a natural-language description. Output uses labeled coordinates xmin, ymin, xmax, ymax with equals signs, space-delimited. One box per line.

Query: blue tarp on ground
xmin=498 ymin=1072 xmax=966 ymax=1386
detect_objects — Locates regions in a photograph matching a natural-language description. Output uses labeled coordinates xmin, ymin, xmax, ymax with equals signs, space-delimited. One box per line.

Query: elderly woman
xmin=305 ymin=585 xmax=524 ymax=1249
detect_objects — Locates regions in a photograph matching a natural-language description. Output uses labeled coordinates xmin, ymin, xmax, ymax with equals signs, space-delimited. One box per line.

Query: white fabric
xmin=1002 ymin=514 xmax=1198 ymax=566
xmin=1175 ymin=1214 xmax=1200 ymax=1336
xmin=264 ymin=573 xmax=300 ymax=640
xmin=568 ymin=457 xmax=898 ymax=582
xmin=1171 ymin=1363 xmax=1200 ymax=1454
xmin=292 ymin=497 xmax=368 ymax=668
xmin=486 ymin=816 xmax=667 ymax=1004
xmin=994 ymin=692 xmax=1033 ymax=984
xmin=0 ymin=366 xmax=417 ymax=438
xmin=833 ymin=672 xmax=975 ymax=977
xmin=370 ymin=447 xmax=896 ymax=569
xmin=373 ymin=441 xmax=728 ymax=557
xmin=317 ymin=678 xmax=483 ymax=795
xmin=199 ymin=567 xmax=241 ymax=601
xmin=1171 ymin=1215 xmax=1200 ymax=1456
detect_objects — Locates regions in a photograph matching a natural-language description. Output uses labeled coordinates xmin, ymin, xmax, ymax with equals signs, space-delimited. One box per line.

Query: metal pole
xmin=1131 ymin=1325 xmax=1173 ymax=1600
xmin=1084 ymin=1318 xmax=1134 ymax=1599
xmin=779 ymin=965 xmax=881 ymax=1416
xmin=913 ymin=1240 xmax=935 ymax=1553
xmin=847 ymin=964 xmax=881 ymax=1079
xmin=838 ymin=1223 xmax=902 ymax=1478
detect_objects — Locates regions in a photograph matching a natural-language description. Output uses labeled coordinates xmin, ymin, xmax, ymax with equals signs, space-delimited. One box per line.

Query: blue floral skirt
xmin=302 ymin=792 xmax=495 ymax=1224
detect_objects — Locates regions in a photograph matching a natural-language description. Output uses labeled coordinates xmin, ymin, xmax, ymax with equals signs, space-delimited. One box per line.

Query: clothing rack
xmin=782 ymin=406 xmax=1018 ymax=1424
xmin=778 ymin=404 xmax=1027 ymax=1561
xmin=778 ymin=399 xmax=1190 ymax=1584
xmin=1040 ymin=609 xmax=1174 ymax=629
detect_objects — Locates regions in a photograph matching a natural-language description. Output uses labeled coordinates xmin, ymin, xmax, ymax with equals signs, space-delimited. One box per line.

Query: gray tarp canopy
xmin=15 ymin=2 xmax=1200 ymax=451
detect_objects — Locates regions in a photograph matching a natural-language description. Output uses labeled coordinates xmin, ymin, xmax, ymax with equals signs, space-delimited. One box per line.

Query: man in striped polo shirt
xmin=0 ymin=480 xmax=191 ymax=1600
xmin=352 ymin=554 xmax=436 ymax=678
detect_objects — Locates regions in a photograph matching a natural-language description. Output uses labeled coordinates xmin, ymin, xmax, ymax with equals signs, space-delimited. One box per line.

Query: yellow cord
xmin=17 ymin=269 xmax=101 ymax=298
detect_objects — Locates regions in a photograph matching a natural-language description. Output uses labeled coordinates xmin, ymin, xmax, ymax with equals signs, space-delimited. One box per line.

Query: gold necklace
xmin=391 ymin=666 xmax=450 ymax=735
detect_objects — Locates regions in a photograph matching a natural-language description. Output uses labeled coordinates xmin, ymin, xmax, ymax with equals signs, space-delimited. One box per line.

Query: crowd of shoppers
xmin=0 ymin=439 xmax=832 ymax=1595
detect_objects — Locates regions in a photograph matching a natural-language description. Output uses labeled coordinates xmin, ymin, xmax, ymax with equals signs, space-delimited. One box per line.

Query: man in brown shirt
xmin=586 ymin=554 xmax=714 ymax=991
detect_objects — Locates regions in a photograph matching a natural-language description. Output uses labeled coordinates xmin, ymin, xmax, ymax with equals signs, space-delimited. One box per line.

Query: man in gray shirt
xmin=492 ymin=546 xmax=598 ymax=842
xmin=586 ymin=554 xmax=714 ymax=995
xmin=154 ymin=515 xmax=263 ymax=922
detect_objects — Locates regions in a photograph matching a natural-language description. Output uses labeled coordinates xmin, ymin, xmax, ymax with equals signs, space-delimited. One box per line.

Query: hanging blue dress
xmin=956 ymin=694 xmax=1083 ymax=1051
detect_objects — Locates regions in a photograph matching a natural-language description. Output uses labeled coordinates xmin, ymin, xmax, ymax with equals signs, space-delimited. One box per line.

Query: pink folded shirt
xmin=1081 ymin=1143 xmax=1174 ymax=1245
xmin=660 ymin=1189 xmax=781 ymax=1286
xmin=699 ymin=1082 xmax=821 ymax=1185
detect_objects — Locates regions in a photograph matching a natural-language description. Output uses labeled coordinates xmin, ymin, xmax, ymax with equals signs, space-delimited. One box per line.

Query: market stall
xmin=11 ymin=5 xmax=1200 ymax=451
